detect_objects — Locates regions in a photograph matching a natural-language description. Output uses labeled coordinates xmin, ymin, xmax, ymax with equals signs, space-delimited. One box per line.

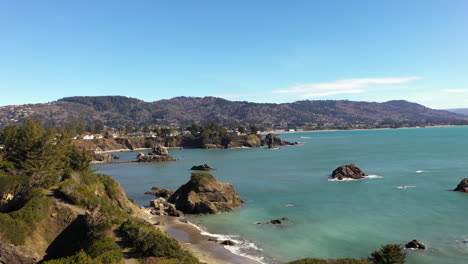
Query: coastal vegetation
xmin=0 ymin=120 xmax=202 ymax=264
xmin=288 ymin=244 xmax=406 ymax=264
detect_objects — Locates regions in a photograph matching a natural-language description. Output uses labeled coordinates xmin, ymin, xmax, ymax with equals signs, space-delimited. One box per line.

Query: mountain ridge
xmin=1 ymin=96 xmax=467 ymax=129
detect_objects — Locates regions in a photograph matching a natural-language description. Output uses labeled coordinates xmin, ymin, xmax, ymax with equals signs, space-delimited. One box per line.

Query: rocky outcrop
xmin=115 ymin=138 xmax=134 ymax=150
xmin=220 ymin=240 xmax=236 ymax=246
xmin=137 ymin=145 xmax=175 ymax=162
xmin=92 ymin=152 xmax=113 ymax=162
xmin=404 ymin=240 xmax=426 ymax=250
xmin=0 ymin=243 xmax=40 ymax=264
xmin=257 ymin=217 xmax=292 ymax=225
xmin=191 ymin=164 xmax=216 ymax=171
xmin=226 ymin=134 xmax=263 ymax=148
xmin=453 ymin=178 xmax=468 ymax=192
xmin=263 ymin=133 xmax=296 ymax=149
xmin=331 ymin=164 xmax=367 ymax=180
xmin=168 ymin=173 xmax=244 ymax=214
xmin=149 ymin=198 xmax=183 ymax=217
xmin=204 ymin=144 xmax=224 ymax=149
xmin=150 ymin=145 xmax=169 ymax=156
xmin=145 ymin=187 xmax=174 ymax=198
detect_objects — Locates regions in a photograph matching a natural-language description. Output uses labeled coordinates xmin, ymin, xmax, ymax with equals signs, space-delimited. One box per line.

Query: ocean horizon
xmin=96 ymin=126 xmax=468 ymax=264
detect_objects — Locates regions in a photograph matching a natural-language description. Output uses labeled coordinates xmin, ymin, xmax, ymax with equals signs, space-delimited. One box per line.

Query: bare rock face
xmin=149 ymin=197 xmax=183 ymax=217
xmin=263 ymin=133 xmax=296 ymax=149
xmin=454 ymin=178 xmax=468 ymax=192
xmin=151 ymin=145 xmax=169 ymax=156
xmin=331 ymin=164 xmax=368 ymax=180
xmin=0 ymin=243 xmax=40 ymax=264
xmin=168 ymin=173 xmax=244 ymax=214
xmin=92 ymin=152 xmax=113 ymax=162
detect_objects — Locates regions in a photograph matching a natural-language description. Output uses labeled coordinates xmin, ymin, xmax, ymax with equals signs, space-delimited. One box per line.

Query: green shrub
xmin=369 ymin=244 xmax=406 ymax=264
xmin=43 ymin=251 xmax=99 ymax=264
xmin=120 ymin=220 xmax=201 ymax=264
xmin=0 ymin=213 xmax=27 ymax=245
xmin=9 ymin=188 xmax=52 ymax=224
xmin=87 ymin=237 xmax=123 ymax=264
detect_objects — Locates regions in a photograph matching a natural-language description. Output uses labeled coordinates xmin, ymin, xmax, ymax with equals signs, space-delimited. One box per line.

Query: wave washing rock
xmin=168 ymin=172 xmax=244 ymax=214
xmin=263 ymin=133 xmax=297 ymax=149
xmin=190 ymin=164 xmax=217 ymax=171
xmin=331 ymin=164 xmax=368 ymax=180
xmin=453 ymin=178 xmax=468 ymax=192
xmin=256 ymin=217 xmax=292 ymax=225
xmin=137 ymin=145 xmax=175 ymax=162
xmin=404 ymin=240 xmax=426 ymax=250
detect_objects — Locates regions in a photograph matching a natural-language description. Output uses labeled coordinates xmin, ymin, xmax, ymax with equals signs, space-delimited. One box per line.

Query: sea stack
xmin=168 ymin=172 xmax=244 ymax=214
xmin=263 ymin=133 xmax=296 ymax=149
xmin=453 ymin=178 xmax=468 ymax=192
xmin=137 ymin=145 xmax=175 ymax=162
xmin=331 ymin=164 xmax=368 ymax=180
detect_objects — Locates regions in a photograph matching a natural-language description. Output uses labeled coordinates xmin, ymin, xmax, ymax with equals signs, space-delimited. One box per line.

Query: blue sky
xmin=1 ymin=0 xmax=467 ymax=109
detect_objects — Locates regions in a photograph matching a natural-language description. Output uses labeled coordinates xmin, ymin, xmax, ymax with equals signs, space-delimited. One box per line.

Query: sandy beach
xmin=140 ymin=209 xmax=263 ymax=264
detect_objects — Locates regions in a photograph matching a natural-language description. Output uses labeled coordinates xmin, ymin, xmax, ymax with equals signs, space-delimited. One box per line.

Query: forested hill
xmin=1 ymin=96 xmax=467 ymax=129
xmin=446 ymin=108 xmax=468 ymax=116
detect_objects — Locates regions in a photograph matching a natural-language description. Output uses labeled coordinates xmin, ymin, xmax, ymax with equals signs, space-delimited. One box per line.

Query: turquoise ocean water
xmin=95 ymin=127 xmax=468 ymax=264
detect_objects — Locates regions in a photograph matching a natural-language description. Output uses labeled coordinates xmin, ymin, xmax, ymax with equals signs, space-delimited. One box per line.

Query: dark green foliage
xmin=120 ymin=220 xmax=201 ymax=263
xmin=369 ymin=244 xmax=406 ymax=264
xmin=43 ymin=251 xmax=99 ymax=264
xmin=67 ymin=145 xmax=91 ymax=172
xmin=0 ymin=213 xmax=27 ymax=245
xmin=287 ymin=258 xmax=372 ymax=264
xmin=87 ymin=237 xmax=123 ymax=263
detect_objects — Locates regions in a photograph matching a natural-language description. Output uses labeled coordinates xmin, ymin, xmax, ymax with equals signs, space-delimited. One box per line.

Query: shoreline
xmin=262 ymin=124 xmax=468 ymax=135
xmin=140 ymin=209 xmax=265 ymax=264
xmin=89 ymin=125 xmax=468 ymax=154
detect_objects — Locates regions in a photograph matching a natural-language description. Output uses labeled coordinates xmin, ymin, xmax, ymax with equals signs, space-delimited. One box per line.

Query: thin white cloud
xmin=272 ymin=77 xmax=421 ymax=98
xmin=445 ymin=89 xmax=468 ymax=93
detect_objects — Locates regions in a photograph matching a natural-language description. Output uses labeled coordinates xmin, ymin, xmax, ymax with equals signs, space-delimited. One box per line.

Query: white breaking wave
xmin=397 ymin=185 xmax=416 ymax=189
xmin=186 ymin=221 xmax=270 ymax=264
xmin=284 ymin=204 xmax=297 ymax=207
xmin=415 ymin=170 xmax=427 ymax=174
xmin=328 ymin=175 xmax=383 ymax=182
xmin=300 ymin=136 xmax=311 ymax=139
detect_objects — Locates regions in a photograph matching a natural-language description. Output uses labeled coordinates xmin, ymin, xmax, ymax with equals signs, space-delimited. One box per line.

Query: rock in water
xmin=168 ymin=172 xmax=244 ymax=214
xmin=220 ymin=240 xmax=236 ymax=246
xmin=190 ymin=164 xmax=217 ymax=171
xmin=453 ymin=178 xmax=468 ymax=192
xmin=331 ymin=164 xmax=367 ymax=180
xmin=405 ymin=240 xmax=426 ymax=250
xmin=263 ymin=133 xmax=296 ymax=149
xmin=151 ymin=145 xmax=170 ymax=156
xmin=137 ymin=145 xmax=175 ymax=162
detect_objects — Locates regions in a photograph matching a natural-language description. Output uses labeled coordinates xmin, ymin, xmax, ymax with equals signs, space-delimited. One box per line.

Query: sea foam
xmin=186 ymin=220 xmax=273 ymax=264
xmin=328 ymin=175 xmax=383 ymax=182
